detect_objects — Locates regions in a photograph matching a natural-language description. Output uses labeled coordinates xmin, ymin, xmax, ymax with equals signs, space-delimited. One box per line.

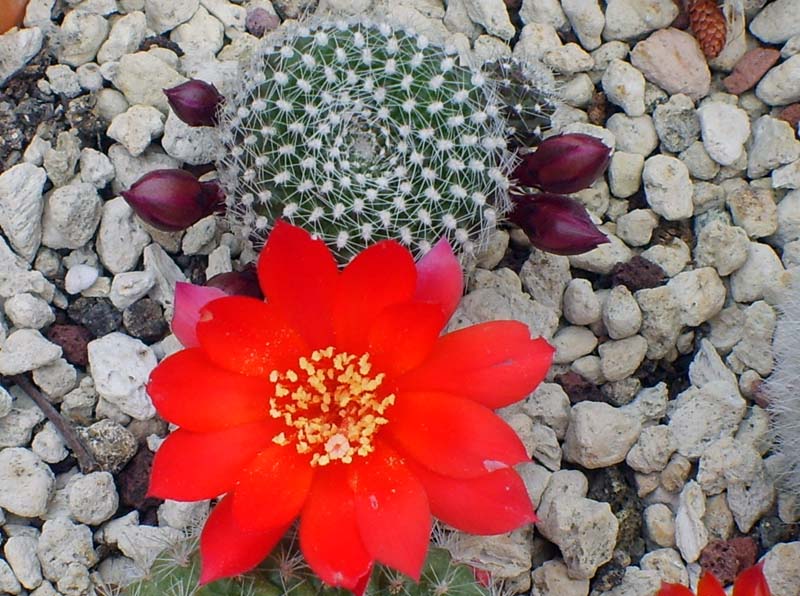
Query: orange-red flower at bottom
xmin=146 ymin=221 xmax=554 ymax=593
xmin=657 ymin=564 xmax=771 ymax=596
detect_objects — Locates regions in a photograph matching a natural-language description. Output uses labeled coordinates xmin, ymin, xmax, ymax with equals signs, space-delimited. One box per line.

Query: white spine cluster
xmin=765 ymin=270 xmax=800 ymax=495
xmin=217 ymin=18 xmax=517 ymax=262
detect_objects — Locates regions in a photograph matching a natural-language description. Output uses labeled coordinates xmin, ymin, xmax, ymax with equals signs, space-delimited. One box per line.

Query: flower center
xmin=268 ymin=347 xmax=395 ymax=466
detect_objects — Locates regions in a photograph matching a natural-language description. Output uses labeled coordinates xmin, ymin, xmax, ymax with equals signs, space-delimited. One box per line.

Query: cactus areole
xmin=216 ymin=19 xmax=518 ymax=262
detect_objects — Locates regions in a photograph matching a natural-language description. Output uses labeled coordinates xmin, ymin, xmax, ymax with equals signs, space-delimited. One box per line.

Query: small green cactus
xmin=118 ymin=527 xmax=490 ymax=596
xmin=217 ymin=18 xmax=521 ymax=262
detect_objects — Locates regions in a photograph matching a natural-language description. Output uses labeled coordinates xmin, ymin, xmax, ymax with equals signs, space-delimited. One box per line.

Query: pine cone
xmin=687 ymin=0 xmax=727 ymax=59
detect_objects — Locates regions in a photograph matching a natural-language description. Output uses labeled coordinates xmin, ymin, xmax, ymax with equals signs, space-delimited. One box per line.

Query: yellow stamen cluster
xmin=268 ymin=347 xmax=395 ymax=466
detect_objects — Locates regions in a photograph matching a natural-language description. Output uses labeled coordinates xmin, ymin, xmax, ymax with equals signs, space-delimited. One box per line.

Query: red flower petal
xmin=733 ymin=565 xmax=771 ymax=596
xmin=349 ymin=442 xmax=431 ymax=579
xmin=368 ymin=302 xmax=445 ymax=377
xmin=196 ymin=296 xmax=307 ymax=377
xmin=199 ymin=495 xmax=289 ymax=585
xmin=397 ymin=321 xmax=554 ymax=409
xmin=147 ymin=348 xmax=271 ymax=432
xmin=231 ymin=446 xmax=313 ymax=531
xmin=408 ymin=463 xmax=536 ymax=535
xmin=413 ymin=238 xmax=463 ymax=320
xmin=300 ymin=467 xmax=373 ymax=591
xmin=148 ymin=421 xmax=278 ymax=500
xmin=657 ymin=584 xmax=696 ymax=596
xmin=333 ymin=241 xmax=417 ymax=353
xmin=698 ymin=571 xmax=726 ymax=596
xmin=172 ymin=282 xmax=226 ymax=348
xmin=257 ymin=221 xmax=339 ymax=348
xmin=386 ymin=391 xmax=529 ymax=478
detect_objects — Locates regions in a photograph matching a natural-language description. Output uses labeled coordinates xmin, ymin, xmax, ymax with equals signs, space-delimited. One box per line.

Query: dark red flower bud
xmin=205 ymin=267 xmax=263 ymax=299
xmin=164 ymin=80 xmax=224 ymax=127
xmin=509 ymin=192 xmax=609 ymax=256
xmin=514 ymin=133 xmax=612 ymax=194
xmin=121 ymin=169 xmax=224 ymax=232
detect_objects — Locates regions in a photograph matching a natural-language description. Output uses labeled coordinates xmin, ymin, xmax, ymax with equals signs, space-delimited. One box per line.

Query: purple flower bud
xmin=164 ymin=80 xmax=224 ymax=127
xmin=246 ymin=7 xmax=280 ymax=37
xmin=514 ymin=133 xmax=612 ymax=194
xmin=509 ymin=192 xmax=609 ymax=256
xmin=205 ymin=267 xmax=263 ymax=299
xmin=121 ymin=169 xmax=224 ymax=232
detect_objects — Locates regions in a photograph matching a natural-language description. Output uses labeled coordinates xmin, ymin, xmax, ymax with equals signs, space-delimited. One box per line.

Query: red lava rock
xmin=610 ymin=256 xmax=667 ymax=291
xmin=699 ymin=537 xmax=758 ymax=585
xmin=46 ymin=324 xmax=93 ymax=367
xmin=118 ymin=447 xmax=162 ymax=512
xmin=777 ymin=104 xmax=800 ymax=131
xmin=723 ymin=47 xmax=781 ymax=94
xmin=555 ymin=371 xmax=604 ymax=404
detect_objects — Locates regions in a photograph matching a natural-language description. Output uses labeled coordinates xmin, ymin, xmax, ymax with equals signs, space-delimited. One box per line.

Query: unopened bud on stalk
xmin=509 ymin=192 xmax=609 ymax=256
xmin=122 ymin=169 xmax=224 ymax=232
xmin=514 ymin=133 xmax=611 ymax=194
xmin=164 ymin=80 xmax=224 ymax=127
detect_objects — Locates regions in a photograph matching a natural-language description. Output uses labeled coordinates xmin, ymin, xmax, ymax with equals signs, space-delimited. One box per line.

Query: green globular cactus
xmin=216 ymin=18 xmax=519 ymax=263
xmin=119 ymin=529 xmax=490 ymax=596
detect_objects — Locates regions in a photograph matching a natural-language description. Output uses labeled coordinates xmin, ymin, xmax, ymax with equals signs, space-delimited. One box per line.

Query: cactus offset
xmin=217 ymin=18 xmax=521 ymax=262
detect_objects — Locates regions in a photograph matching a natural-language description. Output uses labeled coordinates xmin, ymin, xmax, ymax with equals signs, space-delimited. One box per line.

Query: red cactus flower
xmin=147 ymin=222 xmax=554 ymax=593
xmin=509 ymin=192 xmax=609 ymax=255
xmin=514 ymin=133 xmax=612 ymax=194
xmin=657 ymin=565 xmax=771 ymax=596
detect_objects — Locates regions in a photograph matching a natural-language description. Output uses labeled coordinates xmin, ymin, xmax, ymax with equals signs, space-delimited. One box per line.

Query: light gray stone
xmin=631 ymin=28 xmax=710 ymax=101
xmin=170 ymin=7 xmax=224 ymax=55
xmin=97 ymin=10 xmax=147 ymax=64
xmin=599 ymin=335 xmax=648 ymax=381
xmin=674 ymin=481 xmax=707 ymax=563
xmin=0 ymin=27 xmax=44 ymax=86
xmin=161 ymin=110 xmax=221 ymax=164
xmin=113 ymin=51 xmax=187 ymax=112
xmin=37 ymin=519 xmax=98 ymax=581
xmin=41 ymin=182 xmax=102 ymax=250
xmin=643 ymin=503 xmax=675 ymax=548
xmin=144 ymin=0 xmax=199 ymax=33
xmin=552 ymin=326 xmax=598 ymax=364
xmin=32 ymin=422 xmax=68 ymax=464
xmin=756 ymin=54 xmax=800 ymax=106
xmin=56 ymin=10 xmax=109 ymax=66
xmin=643 ymin=155 xmax=693 ymax=220
xmin=626 ymin=425 xmax=675 ymax=473
xmin=530 ymin=559 xmax=589 ymax=596
xmin=666 ymin=267 xmax=725 ymax=326
xmin=67 ymin=471 xmax=119 ymax=525
xmin=694 ymin=220 xmax=749 ymax=276
xmin=602 ymin=0 xmax=678 ymax=41
xmin=88 ymin=332 xmax=157 ymax=420
xmin=462 ymin=0 xmax=515 ymax=39
xmin=608 ymin=152 xmax=644 ymax=199
xmin=747 ymin=115 xmax=800 ymax=178
xmin=0 ymin=163 xmax=47 ymax=262
xmin=4 ymin=293 xmax=54 ymax=329
xmin=519 ymin=249 xmax=572 ymax=311
xmin=667 ymin=380 xmax=747 ymax=459
xmin=4 ymin=535 xmax=42 ymax=590
xmin=653 ymin=93 xmax=699 ymax=153
xmin=730 ymin=241 xmax=785 ymax=303
xmin=602 ymin=59 xmax=646 ymax=116
xmin=615 ymin=209 xmax=657 ymax=246
xmin=602 ymin=285 xmax=642 ymax=339
xmin=0 ymin=448 xmax=55 ymax=518
xmin=95 ymin=197 xmax=151 ymax=274
xmin=750 ymin=0 xmax=800 ymax=44
xmin=762 ymin=541 xmax=800 ymax=596
xmin=567 ymin=232 xmax=632 ymax=275
xmin=0 ymin=329 xmax=61 ymax=375
xmin=107 ymin=105 xmax=165 ymax=157
xmin=561 ymin=0 xmax=605 ymax=50
xmin=563 ymin=401 xmax=642 ymax=468
xmin=606 ymin=113 xmax=658 ymax=156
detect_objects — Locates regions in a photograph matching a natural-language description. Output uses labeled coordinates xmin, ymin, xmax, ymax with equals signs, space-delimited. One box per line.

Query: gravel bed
xmin=1 ymin=0 xmax=800 ymax=594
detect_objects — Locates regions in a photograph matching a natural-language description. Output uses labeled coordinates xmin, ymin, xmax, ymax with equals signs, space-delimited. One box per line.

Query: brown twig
xmin=9 ymin=374 xmax=99 ymax=473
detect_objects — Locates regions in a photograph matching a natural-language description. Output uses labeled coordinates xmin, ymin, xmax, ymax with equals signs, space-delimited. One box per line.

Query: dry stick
xmin=9 ymin=373 xmax=99 ymax=473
